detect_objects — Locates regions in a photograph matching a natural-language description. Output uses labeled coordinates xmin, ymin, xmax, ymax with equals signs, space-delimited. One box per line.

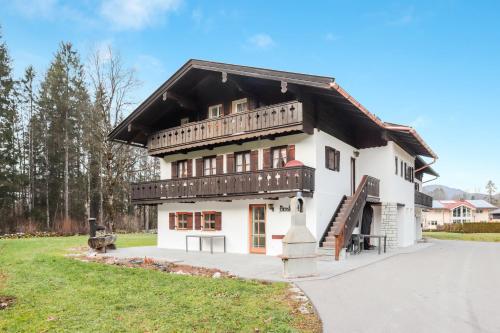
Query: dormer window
xmin=208 ymin=104 xmax=222 ymax=119
xmin=232 ymin=98 xmax=248 ymax=113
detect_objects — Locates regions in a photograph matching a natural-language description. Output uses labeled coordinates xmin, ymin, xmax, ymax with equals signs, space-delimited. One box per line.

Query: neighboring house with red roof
xmin=423 ymin=200 xmax=498 ymax=229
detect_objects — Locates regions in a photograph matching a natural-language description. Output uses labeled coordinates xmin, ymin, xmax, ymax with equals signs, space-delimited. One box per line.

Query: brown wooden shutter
xmin=194 ymin=212 xmax=201 ymax=230
xmin=169 ymin=213 xmax=176 ymax=230
xmin=335 ymin=150 xmax=340 ymax=171
xmin=325 ymin=147 xmax=330 ymax=169
xmin=186 ymin=213 xmax=193 ymax=229
xmin=171 ymin=161 xmax=178 ymax=179
xmin=287 ymin=144 xmax=295 ymax=161
xmin=263 ymin=148 xmax=271 ymax=169
xmin=196 ymin=158 xmax=203 ymax=177
xmin=216 ymin=155 xmax=224 ymax=174
xmin=250 ymin=150 xmax=258 ymax=171
xmin=186 ymin=159 xmax=192 ymax=177
xmin=227 ymin=153 xmax=235 ymax=173
xmin=215 ymin=212 xmax=222 ymax=230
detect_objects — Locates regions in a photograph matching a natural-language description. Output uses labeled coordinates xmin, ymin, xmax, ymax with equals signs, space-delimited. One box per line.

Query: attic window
xmin=232 ymin=98 xmax=248 ymax=113
xmin=208 ymin=104 xmax=222 ymax=119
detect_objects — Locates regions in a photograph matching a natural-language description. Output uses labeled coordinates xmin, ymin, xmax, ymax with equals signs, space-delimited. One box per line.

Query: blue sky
xmin=1 ymin=0 xmax=499 ymax=193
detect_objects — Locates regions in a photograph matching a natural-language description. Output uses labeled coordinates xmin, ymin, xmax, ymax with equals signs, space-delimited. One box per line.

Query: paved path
xmin=104 ymin=243 xmax=430 ymax=282
xmin=296 ymin=239 xmax=500 ymax=333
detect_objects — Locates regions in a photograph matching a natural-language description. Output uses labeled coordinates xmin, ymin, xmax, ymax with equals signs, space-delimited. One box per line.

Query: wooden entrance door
xmin=249 ymin=204 xmax=266 ymax=254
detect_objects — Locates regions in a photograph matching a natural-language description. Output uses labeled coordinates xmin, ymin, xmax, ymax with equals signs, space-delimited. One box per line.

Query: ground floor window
xmin=177 ymin=213 xmax=191 ymax=229
xmin=203 ymin=212 xmax=216 ymax=230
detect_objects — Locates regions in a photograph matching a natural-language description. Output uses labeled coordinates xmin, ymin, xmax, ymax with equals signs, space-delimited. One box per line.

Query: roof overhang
xmin=109 ymin=59 xmax=437 ymax=159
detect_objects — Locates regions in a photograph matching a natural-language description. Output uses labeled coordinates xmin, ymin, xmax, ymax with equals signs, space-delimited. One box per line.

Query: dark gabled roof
xmin=108 ymin=59 xmax=334 ymax=141
xmin=108 ymin=59 xmax=437 ymax=159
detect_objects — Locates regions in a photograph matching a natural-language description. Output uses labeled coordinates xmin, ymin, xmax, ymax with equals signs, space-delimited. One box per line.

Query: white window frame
xmin=232 ymin=98 xmax=248 ymax=114
xmin=208 ymin=104 xmax=222 ymax=119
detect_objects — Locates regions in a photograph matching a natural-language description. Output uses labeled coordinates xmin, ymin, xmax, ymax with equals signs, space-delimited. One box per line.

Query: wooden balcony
xmin=131 ymin=166 xmax=315 ymax=204
xmin=415 ymin=190 xmax=433 ymax=208
xmin=147 ymin=101 xmax=304 ymax=156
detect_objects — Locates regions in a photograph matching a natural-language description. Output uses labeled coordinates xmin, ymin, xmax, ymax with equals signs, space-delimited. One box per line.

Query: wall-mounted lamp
xmin=268 ymin=204 xmax=274 ymax=212
xmin=353 ymin=151 xmax=360 ymax=158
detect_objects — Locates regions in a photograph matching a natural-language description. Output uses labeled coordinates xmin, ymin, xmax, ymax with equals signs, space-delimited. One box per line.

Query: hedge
xmin=438 ymin=223 xmax=500 ymax=233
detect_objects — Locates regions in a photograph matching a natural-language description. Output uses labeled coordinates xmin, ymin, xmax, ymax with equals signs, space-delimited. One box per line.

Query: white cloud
xmin=387 ymin=6 xmax=416 ymax=26
xmin=248 ymin=33 xmax=275 ymax=49
xmin=100 ymin=0 xmax=182 ymax=30
xmin=11 ymin=0 xmax=58 ymax=18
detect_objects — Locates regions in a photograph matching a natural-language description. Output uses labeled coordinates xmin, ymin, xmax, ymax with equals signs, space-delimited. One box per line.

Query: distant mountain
xmin=423 ymin=184 xmax=500 ymax=203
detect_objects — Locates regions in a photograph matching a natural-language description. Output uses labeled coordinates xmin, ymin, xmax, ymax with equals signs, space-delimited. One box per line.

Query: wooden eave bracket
xmin=281 ymin=80 xmax=288 ymax=93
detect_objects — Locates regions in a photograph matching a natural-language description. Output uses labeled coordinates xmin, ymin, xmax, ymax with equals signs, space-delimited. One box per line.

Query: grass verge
xmin=0 ymin=234 xmax=320 ymax=332
xmin=423 ymin=231 xmax=500 ymax=242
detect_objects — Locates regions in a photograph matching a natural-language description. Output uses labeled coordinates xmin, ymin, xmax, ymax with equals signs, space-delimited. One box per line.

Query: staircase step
xmin=325 ymin=236 xmax=336 ymax=242
xmin=322 ymin=241 xmax=335 ymax=248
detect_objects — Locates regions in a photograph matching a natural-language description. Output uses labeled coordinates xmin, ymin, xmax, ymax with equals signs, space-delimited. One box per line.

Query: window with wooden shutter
xmin=194 ymin=212 xmax=201 ymax=230
xmin=169 ymin=213 xmax=176 ymax=230
xmin=263 ymin=148 xmax=271 ymax=169
xmin=171 ymin=161 xmax=178 ymax=179
xmin=287 ymin=145 xmax=295 ymax=161
xmin=203 ymin=156 xmax=217 ymax=176
xmin=272 ymin=146 xmax=288 ymax=168
xmin=216 ymin=155 xmax=224 ymax=174
xmin=325 ymin=146 xmax=340 ymax=172
xmin=202 ymin=211 xmax=217 ymax=230
xmin=250 ymin=150 xmax=258 ymax=171
xmin=196 ymin=158 xmax=203 ymax=177
xmin=226 ymin=153 xmax=235 ymax=173
xmin=215 ymin=212 xmax=222 ymax=230
xmin=186 ymin=159 xmax=192 ymax=178
xmin=176 ymin=160 xmax=188 ymax=178
xmin=234 ymin=151 xmax=250 ymax=172
xmin=176 ymin=212 xmax=192 ymax=229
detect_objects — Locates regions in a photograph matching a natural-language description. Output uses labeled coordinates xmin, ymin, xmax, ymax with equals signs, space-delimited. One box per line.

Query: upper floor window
xmin=232 ymin=98 xmax=248 ymax=113
xmin=235 ymin=151 xmax=250 ymax=172
xmin=325 ymin=146 xmax=340 ymax=171
xmin=272 ymin=146 xmax=288 ymax=168
xmin=177 ymin=160 xmax=189 ymax=178
xmin=203 ymin=156 xmax=217 ymax=176
xmin=395 ymin=157 xmax=398 ymax=175
xmin=208 ymin=104 xmax=223 ymax=119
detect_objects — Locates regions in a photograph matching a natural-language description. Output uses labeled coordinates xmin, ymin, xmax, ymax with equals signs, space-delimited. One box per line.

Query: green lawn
xmin=423 ymin=231 xmax=500 ymax=242
xmin=0 ymin=234 xmax=319 ymax=332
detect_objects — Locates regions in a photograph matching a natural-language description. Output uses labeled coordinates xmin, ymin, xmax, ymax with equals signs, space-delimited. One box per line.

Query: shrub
xmin=440 ymin=223 xmax=500 ymax=233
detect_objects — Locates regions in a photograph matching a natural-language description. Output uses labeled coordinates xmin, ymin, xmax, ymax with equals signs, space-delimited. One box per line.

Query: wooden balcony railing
xmin=147 ymin=101 xmax=304 ymax=155
xmin=131 ymin=166 xmax=315 ymax=203
xmin=415 ymin=190 xmax=433 ymax=208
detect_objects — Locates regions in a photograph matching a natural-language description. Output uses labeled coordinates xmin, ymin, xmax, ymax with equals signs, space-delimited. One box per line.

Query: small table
xmin=360 ymin=234 xmax=387 ymax=254
xmin=186 ymin=235 xmax=226 ymax=254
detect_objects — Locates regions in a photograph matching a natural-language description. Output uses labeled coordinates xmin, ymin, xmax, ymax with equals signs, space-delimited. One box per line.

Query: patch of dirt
xmin=73 ymin=255 xmax=234 ymax=279
xmin=285 ymin=284 xmax=323 ymax=332
xmin=0 ymin=296 xmax=16 ymax=310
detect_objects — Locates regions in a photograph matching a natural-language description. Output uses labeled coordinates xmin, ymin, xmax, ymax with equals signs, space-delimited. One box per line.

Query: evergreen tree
xmin=37 ymin=42 xmax=91 ymax=229
xmin=0 ymin=27 xmax=17 ymax=232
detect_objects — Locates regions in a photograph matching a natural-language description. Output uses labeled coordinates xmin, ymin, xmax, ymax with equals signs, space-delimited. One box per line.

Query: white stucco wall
xmin=157 ymin=197 xmax=314 ymax=256
xmin=156 ymin=130 xmax=420 ymax=254
xmin=357 ymin=141 xmax=417 ymax=247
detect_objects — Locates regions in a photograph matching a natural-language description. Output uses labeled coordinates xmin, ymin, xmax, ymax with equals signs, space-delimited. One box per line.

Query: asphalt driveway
xmin=297 ymin=239 xmax=500 ymax=333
